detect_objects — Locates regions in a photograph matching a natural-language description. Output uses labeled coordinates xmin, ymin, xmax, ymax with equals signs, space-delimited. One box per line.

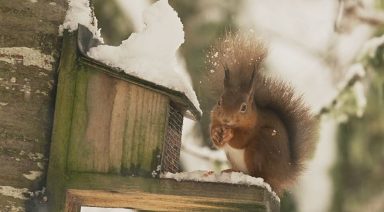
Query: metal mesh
xmin=161 ymin=104 xmax=183 ymax=173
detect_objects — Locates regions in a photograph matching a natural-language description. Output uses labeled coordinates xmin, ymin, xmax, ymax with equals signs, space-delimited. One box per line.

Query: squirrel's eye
xmin=240 ymin=103 xmax=247 ymax=113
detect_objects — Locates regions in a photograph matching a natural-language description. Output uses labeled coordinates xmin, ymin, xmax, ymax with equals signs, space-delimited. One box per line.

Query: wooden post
xmin=47 ymin=30 xmax=79 ymax=212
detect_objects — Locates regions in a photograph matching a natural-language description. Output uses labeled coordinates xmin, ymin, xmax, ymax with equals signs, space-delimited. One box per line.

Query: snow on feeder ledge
xmin=46 ymin=0 xmax=279 ymax=211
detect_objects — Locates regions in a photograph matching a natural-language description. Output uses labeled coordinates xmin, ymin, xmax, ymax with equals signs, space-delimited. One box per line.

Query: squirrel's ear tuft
xmin=224 ymin=65 xmax=230 ymax=88
xmin=249 ymin=66 xmax=256 ymax=87
xmin=247 ymin=68 xmax=257 ymax=100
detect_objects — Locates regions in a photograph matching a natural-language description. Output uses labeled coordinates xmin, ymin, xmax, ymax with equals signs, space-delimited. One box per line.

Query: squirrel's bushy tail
xmin=255 ymin=77 xmax=319 ymax=175
xmin=207 ymin=32 xmax=318 ymax=177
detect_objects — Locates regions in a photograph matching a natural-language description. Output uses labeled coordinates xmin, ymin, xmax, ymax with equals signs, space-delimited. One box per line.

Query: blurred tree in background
xmin=93 ymin=0 xmax=134 ymax=45
xmin=330 ymin=0 xmax=384 ymax=211
xmin=332 ymin=30 xmax=384 ymax=212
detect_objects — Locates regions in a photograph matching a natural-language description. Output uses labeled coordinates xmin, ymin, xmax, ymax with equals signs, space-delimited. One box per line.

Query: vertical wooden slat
xmin=143 ymin=91 xmax=156 ymax=170
xmin=122 ymin=83 xmax=169 ymax=176
xmin=130 ymin=85 xmax=141 ymax=171
xmin=92 ymin=73 xmax=116 ymax=172
xmin=68 ymin=71 xmax=117 ymax=173
xmin=85 ymin=72 xmax=116 ymax=172
xmin=141 ymin=88 xmax=154 ymax=169
xmin=108 ymin=80 xmax=130 ymax=173
xmin=47 ymin=31 xmax=79 ymax=212
xmin=122 ymin=85 xmax=135 ymax=173
xmin=67 ymin=67 xmax=90 ymax=171
xmin=136 ymin=86 xmax=145 ymax=169
xmin=154 ymin=93 xmax=170 ymax=170
xmin=148 ymin=90 xmax=164 ymax=171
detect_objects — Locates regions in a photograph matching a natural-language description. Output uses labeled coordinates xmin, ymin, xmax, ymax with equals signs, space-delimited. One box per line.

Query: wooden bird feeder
xmin=46 ymin=25 xmax=280 ymax=211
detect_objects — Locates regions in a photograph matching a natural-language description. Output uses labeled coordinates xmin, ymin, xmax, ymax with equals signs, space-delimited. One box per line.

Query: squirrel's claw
xmin=211 ymin=126 xmax=225 ymax=147
xmin=221 ymin=168 xmax=239 ymax=173
xmin=222 ymin=128 xmax=234 ymax=143
xmin=203 ymin=171 xmax=215 ymax=177
xmin=211 ymin=126 xmax=234 ymax=148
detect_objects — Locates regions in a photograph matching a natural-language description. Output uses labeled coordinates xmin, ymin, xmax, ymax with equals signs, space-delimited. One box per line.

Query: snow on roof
xmin=59 ymin=0 xmax=201 ymax=114
xmin=161 ymin=171 xmax=280 ymax=202
xmin=59 ymin=0 xmax=103 ymax=42
xmin=87 ymin=0 xmax=201 ymax=114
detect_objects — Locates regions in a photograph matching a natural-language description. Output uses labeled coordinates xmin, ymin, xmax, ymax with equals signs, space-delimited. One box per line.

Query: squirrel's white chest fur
xmin=223 ymin=144 xmax=248 ymax=174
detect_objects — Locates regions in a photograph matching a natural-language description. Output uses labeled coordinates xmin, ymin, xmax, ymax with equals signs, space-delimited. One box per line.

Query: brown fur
xmin=209 ymin=32 xmax=319 ymax=196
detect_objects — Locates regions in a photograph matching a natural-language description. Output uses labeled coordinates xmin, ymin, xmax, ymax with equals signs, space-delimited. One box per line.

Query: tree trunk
xmin=0 ymin=0 xmax=66 ymax=211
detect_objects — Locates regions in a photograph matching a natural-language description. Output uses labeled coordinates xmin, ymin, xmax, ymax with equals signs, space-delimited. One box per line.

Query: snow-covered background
xmin=61 ymin=0 xmax=384 ymax=211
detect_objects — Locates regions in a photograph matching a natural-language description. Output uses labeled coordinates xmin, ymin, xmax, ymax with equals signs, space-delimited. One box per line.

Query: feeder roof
xmin=75 ymin=25 xmax=201 ymax=120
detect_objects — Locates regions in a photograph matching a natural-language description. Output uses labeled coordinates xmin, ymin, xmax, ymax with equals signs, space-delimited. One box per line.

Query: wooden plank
xmin=68 ymin=70 xmax=118 ymax=173
xmin=65 ymin=189 xmax=266 ymax=212
xmin=122 ymin=84 xmax=138 ymax=173
xmin=108 ymin=80 xmax=130 ymax=173
xmin=47 ymin=31 xmax=80 ymax=212
xmin=85 ymin=72 xmax=116 ymax=172
xmin=67 ymin=66 xmax=91 ymax=172
xmin=149 ymin=91 xmax=167 ymax=173
xmin=121 ymin=84 xmax=169 ymax=176
xmin=65 ymin=173 xmax=278 ymax=211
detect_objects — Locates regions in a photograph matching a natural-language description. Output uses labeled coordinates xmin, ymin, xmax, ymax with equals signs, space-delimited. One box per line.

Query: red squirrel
xmin=209 ymin=33 xmax=318 ymax=196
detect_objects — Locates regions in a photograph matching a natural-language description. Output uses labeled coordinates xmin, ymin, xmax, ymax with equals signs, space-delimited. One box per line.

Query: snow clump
xmin=161 ymin=170 xmax=280 ymax=202
xmin=87 ymin=0 xmax=201 ymax=113
xmin=59 ymin=0 xmax=103 ymax=41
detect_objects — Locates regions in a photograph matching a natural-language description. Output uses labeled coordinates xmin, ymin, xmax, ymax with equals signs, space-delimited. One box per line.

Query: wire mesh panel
xmin=161 ymin=104 xmax=183 ymax=173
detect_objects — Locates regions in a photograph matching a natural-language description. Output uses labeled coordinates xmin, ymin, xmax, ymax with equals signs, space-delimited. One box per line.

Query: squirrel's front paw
xmin=222 ymin=127 xmax=234 ymax=144
xmin=211 ymin=126 xmax=225 ymax=147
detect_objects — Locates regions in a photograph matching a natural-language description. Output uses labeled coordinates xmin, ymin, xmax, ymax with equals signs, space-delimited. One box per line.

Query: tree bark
xmin=0 ymin=0 xmax=66 ymax=211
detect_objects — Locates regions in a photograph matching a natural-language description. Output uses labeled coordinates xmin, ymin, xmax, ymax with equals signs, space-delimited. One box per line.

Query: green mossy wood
xmin=66 ymin=68 xmax=169 ymax=174
xmin=47 ymin=26 xmax=279 ymax=212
